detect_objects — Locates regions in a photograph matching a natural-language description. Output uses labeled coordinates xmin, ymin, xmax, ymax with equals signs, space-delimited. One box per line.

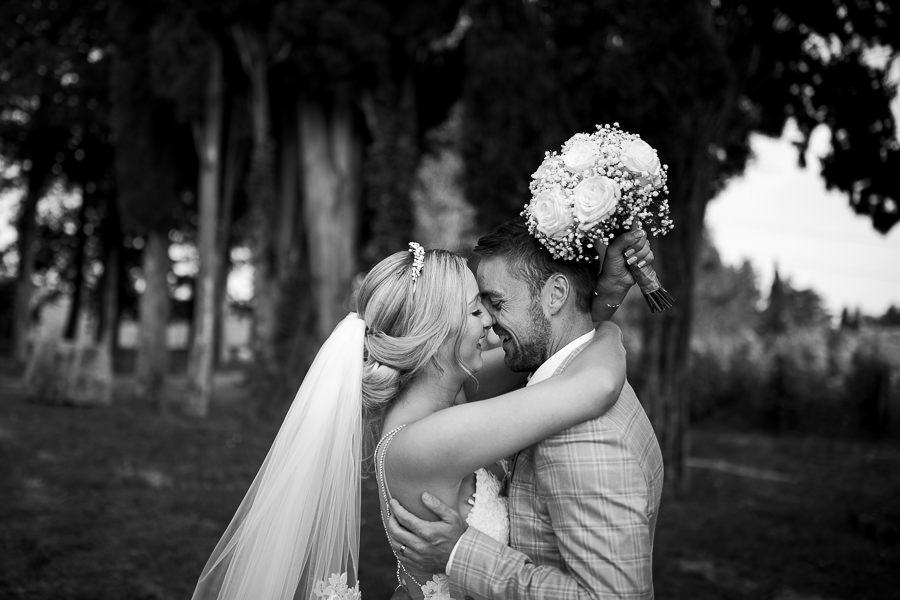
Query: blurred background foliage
xmin=1 ymin=0 xmax=899 ymax=598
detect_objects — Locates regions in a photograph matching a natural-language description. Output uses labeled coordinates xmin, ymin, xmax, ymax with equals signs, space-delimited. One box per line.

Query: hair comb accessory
xmin=408 ymin=242 xmax=425 ymax=291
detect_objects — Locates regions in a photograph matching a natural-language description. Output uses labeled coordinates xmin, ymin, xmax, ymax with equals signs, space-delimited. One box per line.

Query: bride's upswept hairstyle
xmin=357 ymin=248 xmax=472 ymax=448
xmin=191 ymin=249 xmax=477 ymax=600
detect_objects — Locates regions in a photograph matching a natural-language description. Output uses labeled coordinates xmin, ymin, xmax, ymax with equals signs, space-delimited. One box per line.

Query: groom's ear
xmin=542 ymin=273 xmax=570 ymax=316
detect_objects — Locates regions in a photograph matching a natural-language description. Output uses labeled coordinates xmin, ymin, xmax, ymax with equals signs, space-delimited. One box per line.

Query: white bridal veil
xmin=192 ymin=313 xmax=365 ymax=600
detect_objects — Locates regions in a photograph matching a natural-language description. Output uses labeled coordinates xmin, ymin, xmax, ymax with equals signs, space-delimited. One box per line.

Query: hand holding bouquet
xmin=523 ymin=123 xmax=675 ymax=312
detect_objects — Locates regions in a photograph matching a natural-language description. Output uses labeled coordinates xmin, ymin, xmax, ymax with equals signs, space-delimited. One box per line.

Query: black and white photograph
xmin=0 ymin=1 xmax=898 ymax=599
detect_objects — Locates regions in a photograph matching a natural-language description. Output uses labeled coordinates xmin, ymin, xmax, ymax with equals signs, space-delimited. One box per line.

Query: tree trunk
xmin=96 ymin=191 xmax=121 ymax=346
xmin=640 ymin=107 xmax=724 ymax=496
xmin=90 ymin=213 xmax=121 ymax=400
xmin=109 ymin=2 xmax=181 ymax=403
xmin=12 ymin=184 xmax=41 ymax=365
xmin=299 ymin=95 xmax=361 ymax=341
xmin=360 ymin=78 xmax=418 ymax=264
xmin=639 ymin=205 xmax=702 ymax=497
xmin=61 ymin=190 xmax=120 ymax=406
xmin=233 ymin=25 xmax=279 ymax=373
xmin=97 ymin=221 xmax=120 ymax=353
xmin=242 ymin=98 xmax=315 ymax=418
xmin=214 ymin=94 xmax=248 ymax=369
xmin=89 ymin=224 xmax=120 ymax=404
xmin=213 ymin=253 xmax=229 ymax=368
xmin=276 ymin=101 xmax=301 ymax=281
xmin=274 ymin=98 xmax=314 ymax=354
xmin=63 ymin=190 xmax=90 ymax=340
xmin=135 ymin=229 xmax=171 ymax=405
xmin=186 ymin=42 xmax=225 ymax=417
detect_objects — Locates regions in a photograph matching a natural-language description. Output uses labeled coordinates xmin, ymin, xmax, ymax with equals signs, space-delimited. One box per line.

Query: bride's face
xmin=455 ymin=270 xmax=492 ymax=375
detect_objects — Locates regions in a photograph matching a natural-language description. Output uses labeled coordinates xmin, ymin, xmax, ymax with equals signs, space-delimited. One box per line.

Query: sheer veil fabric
xmin=192 ymin=313 xmax=365 ymax=600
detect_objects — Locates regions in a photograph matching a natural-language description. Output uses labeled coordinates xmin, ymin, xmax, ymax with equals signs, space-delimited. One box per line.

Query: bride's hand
xmin=386 ymin=493 xmax=467 ymax=574
xmin=592 ymin=228 xmax=654 ymax=322
xmin=596 ymin=228 xmax=654 ymax=295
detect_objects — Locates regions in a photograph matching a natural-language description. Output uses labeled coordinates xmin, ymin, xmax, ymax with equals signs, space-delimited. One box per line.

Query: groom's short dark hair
xmin=473 ymin=218 xmax=598 ymax=312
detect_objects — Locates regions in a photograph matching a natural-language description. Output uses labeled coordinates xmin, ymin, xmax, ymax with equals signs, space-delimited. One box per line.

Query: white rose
xmin=572 ymin=176 xmax=620 ymax=231
xmin=562 ymin=138 xmax=598 ymax=172
xmin=530 ymin=186 xmax=573 ymax=239
xmin=620 ymin=138 xmax=663 ymax=188
xmin=531 ymin=156 xmax=560 ymax=181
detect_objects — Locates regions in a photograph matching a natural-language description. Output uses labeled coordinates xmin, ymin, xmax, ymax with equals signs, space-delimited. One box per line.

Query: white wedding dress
xmin=376 ymin=425 xmax=510 ymax=600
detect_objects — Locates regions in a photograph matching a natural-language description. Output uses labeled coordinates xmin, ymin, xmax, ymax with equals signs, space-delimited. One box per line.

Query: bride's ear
xmin=542 ymin=273 xmax=570 ymax=316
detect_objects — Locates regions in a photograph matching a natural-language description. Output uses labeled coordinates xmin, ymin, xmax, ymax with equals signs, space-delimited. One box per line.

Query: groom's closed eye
xmin=481 ymin=293 xmax=504 ymax=310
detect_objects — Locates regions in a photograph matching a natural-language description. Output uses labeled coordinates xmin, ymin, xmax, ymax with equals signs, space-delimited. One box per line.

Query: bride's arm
xmin=390 ymin=320 xmax=627 ymax=484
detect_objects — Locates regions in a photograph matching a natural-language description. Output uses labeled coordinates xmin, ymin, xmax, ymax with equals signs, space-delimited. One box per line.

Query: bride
xmin=191 ymin=234 xmax=651 ymax=600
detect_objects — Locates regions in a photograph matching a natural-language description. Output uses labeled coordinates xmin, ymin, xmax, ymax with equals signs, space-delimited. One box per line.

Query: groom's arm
xmin=448 ymin=427 xmax=654 ymax=600
xmin=388 ymin=428 xmax=654 ymax=600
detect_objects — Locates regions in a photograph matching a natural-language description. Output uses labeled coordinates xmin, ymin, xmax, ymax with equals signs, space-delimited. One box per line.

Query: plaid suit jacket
xmin=448 ymin=340 xmax=664 ymax=600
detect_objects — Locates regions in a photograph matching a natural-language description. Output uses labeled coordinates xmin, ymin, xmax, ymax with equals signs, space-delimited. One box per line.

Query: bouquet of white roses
xmin=523 ymin=123 xmax=675 ymax=312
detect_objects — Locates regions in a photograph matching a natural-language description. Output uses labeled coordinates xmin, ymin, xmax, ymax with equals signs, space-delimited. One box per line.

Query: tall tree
xmin=258 ymin=0 xmax=389 ymax=379
xmin=109 ymin=0 xmax=189 ymax=405
xmin=186 ymin=39 xmax=226 ymax=416
xmin=759 ymin=269 xmax=831 ymax=335
xmin=0 ymin=2 xmax=73 ymax=362
xmin=360 ymin=0 xmax=467 ymax=263
xmin=460 ymin=0 xmax=898 ymax=491
xmin=148 ymin=1 xmax=249 ymax=416
xmin=692 ymin=232 xmax=761 ymax=342
xmin=0 ymin=0 xmax=112 ymax=368
xmin=230 ymin=11 xmax=283 ymax=372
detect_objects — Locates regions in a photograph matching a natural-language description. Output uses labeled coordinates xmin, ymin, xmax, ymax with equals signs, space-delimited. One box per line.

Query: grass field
xmin=1 ymin=372 xmax=898 ymax=600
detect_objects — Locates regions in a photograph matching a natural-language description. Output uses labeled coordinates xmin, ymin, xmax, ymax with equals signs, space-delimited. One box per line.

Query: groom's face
xmin=476 ymin=255 xmax=550 ymax=372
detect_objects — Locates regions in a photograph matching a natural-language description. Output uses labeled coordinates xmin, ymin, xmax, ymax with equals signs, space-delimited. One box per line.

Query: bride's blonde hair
xmin=357 ymin=248 xmax=472 ymax=452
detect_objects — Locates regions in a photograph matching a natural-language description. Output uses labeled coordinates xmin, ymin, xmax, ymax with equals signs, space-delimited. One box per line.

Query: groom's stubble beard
xmin=502 ymin=295 xmax=552 ymax=372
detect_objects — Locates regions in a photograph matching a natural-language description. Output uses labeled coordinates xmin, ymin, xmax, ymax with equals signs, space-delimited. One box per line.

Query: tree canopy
xmin=0 ymin=0 xmax=897 ymax=487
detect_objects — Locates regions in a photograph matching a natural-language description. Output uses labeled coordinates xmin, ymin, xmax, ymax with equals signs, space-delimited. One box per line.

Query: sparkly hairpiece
xmin=408 ymin=242 xmax=425 ymax=291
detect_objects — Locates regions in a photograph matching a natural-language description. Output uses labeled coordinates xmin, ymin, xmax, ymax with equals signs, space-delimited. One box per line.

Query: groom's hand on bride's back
xmin=387 ymin=493 xmax=466 ymax=574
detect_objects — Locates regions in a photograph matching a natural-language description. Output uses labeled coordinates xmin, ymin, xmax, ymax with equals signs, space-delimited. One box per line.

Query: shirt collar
xmin=526 ymin=330 xmax=595 ymax=387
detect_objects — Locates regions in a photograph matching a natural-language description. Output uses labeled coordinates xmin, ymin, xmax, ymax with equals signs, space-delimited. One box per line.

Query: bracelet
xmin=593 ymin=290 xmax=621 ymax=309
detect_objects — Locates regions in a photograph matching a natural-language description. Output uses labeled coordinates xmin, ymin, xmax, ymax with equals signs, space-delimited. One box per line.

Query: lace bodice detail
xmin=465 ymin=467 xmax=510 ymax=544
xmin=375 ymin=426 xmax=509 ymax=600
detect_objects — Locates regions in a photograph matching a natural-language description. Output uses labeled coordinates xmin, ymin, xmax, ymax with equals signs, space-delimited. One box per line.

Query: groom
xmin=387 ymin=218 xmax=664 ymax=599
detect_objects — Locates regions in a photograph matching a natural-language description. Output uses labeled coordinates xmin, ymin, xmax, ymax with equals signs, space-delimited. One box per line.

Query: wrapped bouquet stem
xmin=524 ymin=123 xmax=676 ymax=313
xmin=627 ymin=257 xmax=675 ymax=313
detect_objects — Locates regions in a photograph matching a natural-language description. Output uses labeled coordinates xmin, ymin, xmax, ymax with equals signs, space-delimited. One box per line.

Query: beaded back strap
xmin=374 ymin=424 xmax=426 ymax=591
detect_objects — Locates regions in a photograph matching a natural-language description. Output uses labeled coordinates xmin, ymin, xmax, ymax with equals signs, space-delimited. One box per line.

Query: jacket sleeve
xmin=448 ymin=423 xmax=654 ymax=600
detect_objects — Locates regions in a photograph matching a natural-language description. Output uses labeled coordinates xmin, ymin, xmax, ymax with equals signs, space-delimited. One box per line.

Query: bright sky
xmin=706 ymin=123 xmax=900 ymax=316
